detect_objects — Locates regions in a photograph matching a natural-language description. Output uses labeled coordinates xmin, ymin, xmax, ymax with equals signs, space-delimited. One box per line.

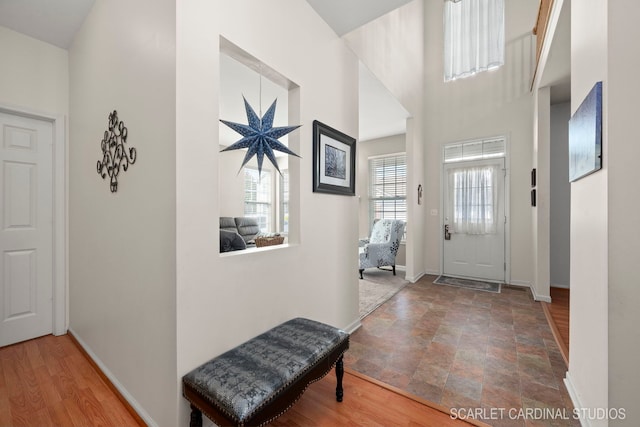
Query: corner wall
xmin=607 ymin=0 xmax=640 ymax=424
xmin=567 ymin=0 xmax=608 ymax=421
xmin=550 ymin=102 xmax=570 ymax=288
xmin=176 ymin=1 xmax=359 ymax=424
xmin=423 ymin=0 xmax=539 ymax=283
xmin=357 ymin=134 xmax=407 ymax=266
xmin=68 ymin=0 xmax=177 ymax=425
xmin=0 ymin=26 xmax=68 ymax=116
xmin=343 ymin=0 xmax=426 ymax=280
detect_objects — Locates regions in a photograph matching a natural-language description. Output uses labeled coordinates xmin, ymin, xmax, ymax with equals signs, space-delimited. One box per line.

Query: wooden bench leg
xmin=336 ymin=355 xmax=344 ymax=402
xmin=190 ymin=404 xmax=203 ymax=427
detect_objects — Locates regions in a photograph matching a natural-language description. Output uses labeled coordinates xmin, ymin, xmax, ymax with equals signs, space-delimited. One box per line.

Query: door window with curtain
xmin=443 ymin=0 xmax=505 ymax=81
xmin=448 ymin=164 xmax=498 ymax=234
xmin=369 ymin=154 xmax=407 ymax=238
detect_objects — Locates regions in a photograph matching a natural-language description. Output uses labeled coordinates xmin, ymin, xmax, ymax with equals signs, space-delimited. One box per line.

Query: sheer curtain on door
xmin=448 ymin=165 xmax=498 ymax=234
xmin=443 ymin=0 xmax=505 ymax=81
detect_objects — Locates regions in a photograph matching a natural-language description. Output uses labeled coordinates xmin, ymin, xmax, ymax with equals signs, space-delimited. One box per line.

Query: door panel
xmin=443 ymin=158 xmax=505 ymax=282
xmin=0 ymin=112 xmax=53 ymax=346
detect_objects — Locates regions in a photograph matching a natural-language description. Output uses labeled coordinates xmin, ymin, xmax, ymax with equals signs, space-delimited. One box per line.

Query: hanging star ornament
xmin=220 ymin=96 xmax=301 ymax=176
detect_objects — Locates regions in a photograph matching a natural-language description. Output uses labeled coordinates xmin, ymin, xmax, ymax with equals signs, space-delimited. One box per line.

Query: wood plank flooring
xmin=542 ymin=287 xmax=570 ymax=366
xmin=0 ymin=334 xmax=141 ymax=427
xmin=272 ymin=368 xmax=487 ymax=427
xmin=1 ymin=334 xmax=482 ymax=426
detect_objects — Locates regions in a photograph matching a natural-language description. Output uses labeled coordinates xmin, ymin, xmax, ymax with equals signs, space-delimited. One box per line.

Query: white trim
xmin=69 ymin=328 xmax=157 ymax=427
xmin=439 ymin=135 xmax=511 ymax=284
xmin=367 ymin=150 xmax=406 ymax=161
xmin=531 ymin=286 xmax=552 ymax=303
xmin=564 ymin=372 xmax=589 ymax=427
xmin=0 ymin=103 xmax=67 ymax=337
xmin=551 ymin=283 xmax=570 ymax=289
xmin=406 ymin=271 xmax=427 ymax=283
xmin=531 ymin=0 xmax=565 ymax=91
xmin=343 ymin=319 xmax=362 ymax=334
xmin=509 ymin=279 xmax=531 ymax=288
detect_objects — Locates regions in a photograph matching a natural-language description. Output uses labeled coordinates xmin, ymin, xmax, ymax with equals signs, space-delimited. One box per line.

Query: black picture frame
xmin=531 ymin=189 xmax=537 ymax=207
xmin=312 ymin=120 xmax=356 ymax=196
xmin=531 ymin=168 xmax=536 ymax=187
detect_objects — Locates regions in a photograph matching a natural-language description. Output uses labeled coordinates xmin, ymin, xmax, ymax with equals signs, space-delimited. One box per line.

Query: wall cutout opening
xmin=218 ymin=37 xmax=301 ymax=254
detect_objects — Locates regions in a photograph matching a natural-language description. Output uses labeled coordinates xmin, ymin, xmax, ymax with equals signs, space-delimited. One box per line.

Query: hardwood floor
xmin=0 ymin=334 xmax=141 ymax=427
xmin=272 ymin=368 xmax=487 ymax=427
xmin=542 ymin=287 xmax=570 ymax=366
xmin=1 ymin=334 xmax=481 ymax=426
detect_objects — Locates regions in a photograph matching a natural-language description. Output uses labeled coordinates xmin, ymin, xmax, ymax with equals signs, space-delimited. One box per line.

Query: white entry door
xmin=443 ymin=158 xmax=506 ymax=282
xmin=0 ymin=112 xmax=54 ymax=346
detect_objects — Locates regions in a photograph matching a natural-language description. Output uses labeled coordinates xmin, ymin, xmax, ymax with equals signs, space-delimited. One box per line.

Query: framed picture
xmin=531 ymin=189 xmax=537 ymax=207
xmin=569 ymin=81 xmax=603 ymax=182
xmin=312 ymin=120 xmax=356 ymax=196
xmin=531 ymin=168 xmax=536 ymax=187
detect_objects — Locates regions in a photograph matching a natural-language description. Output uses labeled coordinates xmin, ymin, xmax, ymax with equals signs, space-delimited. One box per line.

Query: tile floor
xmin=347 ymin=275 xmax=580 ymax=427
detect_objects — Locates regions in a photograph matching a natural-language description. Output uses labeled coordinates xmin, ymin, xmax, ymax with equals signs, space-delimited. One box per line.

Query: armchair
xmin=359 ymin=219 xmax=406 ymax=279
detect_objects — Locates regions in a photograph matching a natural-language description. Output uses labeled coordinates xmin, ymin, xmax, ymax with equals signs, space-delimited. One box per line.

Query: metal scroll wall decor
xmin=97 ymin=110 xmax=137 ymax=192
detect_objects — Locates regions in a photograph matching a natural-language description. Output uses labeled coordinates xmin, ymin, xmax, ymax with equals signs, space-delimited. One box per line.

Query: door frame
xmin=439 ymin=135 xmax=511 ymax=284
xmin=1 ymin=104 xmax=67 ymax=337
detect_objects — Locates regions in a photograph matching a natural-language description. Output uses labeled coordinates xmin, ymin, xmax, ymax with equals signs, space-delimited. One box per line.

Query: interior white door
xmin=0 ymin=112 xmax=54 ymax=346
xmin=443 ymin=158 xmax=505 ymax=282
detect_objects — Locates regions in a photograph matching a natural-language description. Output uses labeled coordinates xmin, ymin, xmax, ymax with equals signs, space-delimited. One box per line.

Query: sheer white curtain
xmin=448 ymin=165 xmax=498 ymax=234
xmin=443 ymin=0 xmax=505 ymax=81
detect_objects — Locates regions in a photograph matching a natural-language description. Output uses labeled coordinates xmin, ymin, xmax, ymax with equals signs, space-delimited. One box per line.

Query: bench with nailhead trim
xmin=182 ymin=318 xmax=350 ymax=427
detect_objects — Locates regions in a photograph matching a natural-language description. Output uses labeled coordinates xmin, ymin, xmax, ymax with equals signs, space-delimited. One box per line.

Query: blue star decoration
xmin=220 ymin=96 xmax=301 ymax=176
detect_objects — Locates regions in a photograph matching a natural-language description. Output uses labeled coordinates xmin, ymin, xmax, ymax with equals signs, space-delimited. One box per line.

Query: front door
xmin=0 ymin=112 xmax=54 ymax=346
xmin=443 ymin=158 xmax=506 ymax=282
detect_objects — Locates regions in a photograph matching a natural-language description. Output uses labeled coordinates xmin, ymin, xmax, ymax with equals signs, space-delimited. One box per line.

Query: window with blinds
xmin=279 ymin=170 xmax=289 ymax=233
xmin=244 ymin=168 xmax=272 ymax=232
xmin=369 ymin=154 xmax=407 ymax=225
xmin=444 ymin=138 xmax=506 ymax=163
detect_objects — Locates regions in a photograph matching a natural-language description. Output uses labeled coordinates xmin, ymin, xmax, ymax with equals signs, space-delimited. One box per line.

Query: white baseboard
xmin=531 ymin=287 xmax=552 ymax=303
xmin=406 ymin=272 xmax=425 ymax=283
xmin=425 ymin=269 xmax=440 ymax=276
xmin=344 ymin=318 xmax=362 ymax=334
xmin=564 ymin=372 xmax=588 ymax=427
xmin=551 ymin=283 xmax=570 ymax=289
xmin=68 ymin=328 xmax=157 ymax=427
xmin=509 ymin=279 xmax=531 ymax=288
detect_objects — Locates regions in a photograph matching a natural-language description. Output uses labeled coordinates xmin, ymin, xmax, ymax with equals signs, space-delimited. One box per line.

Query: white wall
xmin=68 ymin=0 xmax=177 ymax=425
xmin=357 ymin=133 xmax=407 ymax=266
xmin=550 ymin=102 xmax=570 ymax=288
xmin=533 ymin=87 xmax=551 ymax=301
xmin=343 ymin=0 xmax=426 ymax=280
xmin=607 ymin=1 xmax=640 ymax=424
xmin=176 ymin=1 xmax=359 ymax=425
xmin=0 ymin=26 xmax=68 ymax=116
xmin=423 ymin=0 xmax=538 ymax=283
xmin=567 ymin=0 xmax=609 ymax=421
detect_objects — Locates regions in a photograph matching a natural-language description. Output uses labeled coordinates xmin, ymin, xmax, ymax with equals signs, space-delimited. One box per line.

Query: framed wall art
xmin=312 ymin=120 xmax=356 ymax=196
xmin=569 ymin=81 xmax=603 ymax=182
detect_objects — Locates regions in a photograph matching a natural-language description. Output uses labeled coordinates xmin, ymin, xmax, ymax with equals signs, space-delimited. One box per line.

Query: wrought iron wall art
xmin=96 ymin=110 xmax=137 ymax=192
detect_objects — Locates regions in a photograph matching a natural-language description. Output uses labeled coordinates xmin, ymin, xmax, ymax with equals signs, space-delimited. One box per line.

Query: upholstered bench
xmin=182 ymin=318 xmax=350 ymax=427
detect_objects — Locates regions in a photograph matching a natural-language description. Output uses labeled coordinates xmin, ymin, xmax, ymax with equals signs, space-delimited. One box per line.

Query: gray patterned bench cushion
xmin=182 ymin=318 xmax=349 ymax=427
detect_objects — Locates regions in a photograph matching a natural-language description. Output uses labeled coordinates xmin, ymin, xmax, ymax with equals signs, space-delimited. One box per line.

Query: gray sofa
xmin=219 ymin=217 xmax=260 ymax=252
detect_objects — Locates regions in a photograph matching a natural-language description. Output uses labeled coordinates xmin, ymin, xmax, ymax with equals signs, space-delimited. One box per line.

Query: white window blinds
xmin=369 ymin=154 xmax=407 ymax=223
xmin=443 ymin=0 xmax=505 ymax=82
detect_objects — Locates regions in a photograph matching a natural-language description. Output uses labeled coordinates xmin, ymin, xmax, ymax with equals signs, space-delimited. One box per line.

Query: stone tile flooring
xmin=347 ymin=275 xmax=580 ymax=427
